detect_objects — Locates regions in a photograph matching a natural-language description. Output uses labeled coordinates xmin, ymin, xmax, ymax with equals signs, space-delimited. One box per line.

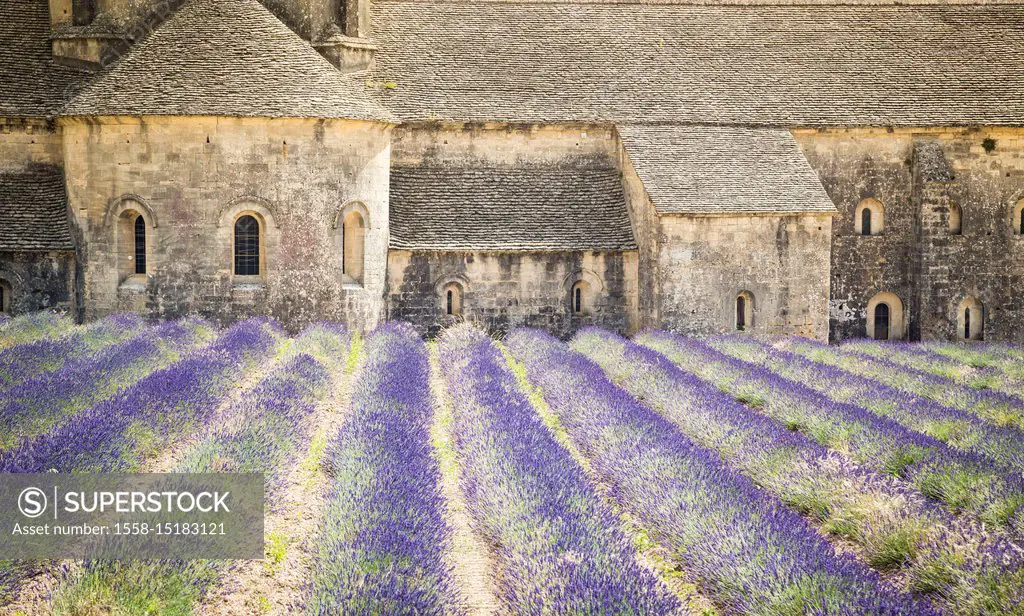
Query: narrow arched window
xmin=874 ymin=303 xmax=890 ymax=341
xmin=570 ymin=281 xmax=591 ymax=315
xmin=342 ymin=211 xmax=366 ymax=284
xmin=949 ymin=204 xmax=962 ymax=235
xmin=442 ymin=282 xmax=463 ymax=317
xmin=1020 ymin=209 xmax=1024 ymax=236
xmin=856 ymin=199 xmax=884 ymax=236
xmin=958 ymin=297 xmax=984 ymax=341
xmin=234 ymin=215 xmax=261 ymax=276
xmin=0 ymin=280 xmax=9 ymax=314
xmin=134 ymin=215 xmax=147 ymax=275
xmin=737 ymin=296 xmax=747 ymax=330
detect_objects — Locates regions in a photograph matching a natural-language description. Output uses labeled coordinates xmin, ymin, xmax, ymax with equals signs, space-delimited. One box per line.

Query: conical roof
xmin=64 ymin=0 xmax=391 ymax=121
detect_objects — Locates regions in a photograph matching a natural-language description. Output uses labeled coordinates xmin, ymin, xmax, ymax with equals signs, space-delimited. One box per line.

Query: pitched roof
xmin=64 ymin=0 xmax=392 ymax=121
xmin=370 ymin=0 xmax=1024 ymax=126
xmin=619 ymin=125 xmax=836 ymax=215
xmin=390 ymin=159 xmax=637 ymax=251
xmin=0 ymin=0 xmax=89 ymax=118
xmin=0 ymin=166 xmax=74 ymax=252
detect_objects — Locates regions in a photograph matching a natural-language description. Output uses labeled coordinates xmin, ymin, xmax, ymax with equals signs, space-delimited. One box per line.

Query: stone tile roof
xmin=619 ymin=125 xmax=836 ymax=215
xmin=390 ymin=160 xmax=637 ymax=251
xmin=0 ymin=0 xmax=89 ymax=118
xmin=370 ymin=1 xmax=1024 ymax=126
xmin=64 ymin=0 xmax=393 ymax=121
xmin=0 ymin=166 xmax=74 ymax=252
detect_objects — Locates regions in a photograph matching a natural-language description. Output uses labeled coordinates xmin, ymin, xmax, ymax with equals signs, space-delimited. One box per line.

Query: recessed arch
xmin=948 ymin=203 xmax=963 ymax=235
xmin=115 ymin=207 xmax=152 ymax=284
xmin=855 ymin=198 xmax=885 ymax=236
xmin=342 ymin=210 xmax=366 ymax=285
xmin=1013 ymin=199 xmax=1024 ymax=236
xmin=434 ymin=274 xmax=470 ymax=319
xmin=735 ymin=290 xmax=754 ymax=331
xmin=957 ymin=296 xmax=985 ymax=341
xmin=217 ymin=196 xmax=278 ymax=229
xmin=570 ymin=280 xmax=592 ymax=315
xmin=866 ymin=292 xmax=905 ymax=340
xmin=103 ymin=194 xmax=159 ymax=230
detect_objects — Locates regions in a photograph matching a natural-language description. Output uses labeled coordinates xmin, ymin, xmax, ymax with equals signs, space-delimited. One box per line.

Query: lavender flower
xmin=506 ymin=328 xmax=937 ymax=616
xmin=642 ymin=331 xmax=1024 ymax=535
xmin=306 ymin=322 xmax=461 ymax=615
xmin=575 ymin=328 xmax=1024 ymax=615
xmin=781 ymin=337 xmax=1024 ymax=433
xmin=0 ymin=313 xmax=146 ymax=392
xmin=710 ymin=336 xmax=1024 ymax=484
xmin=0 ymin=311 xmax=73 ymax=348
xmin=438 ymin=325 xmax=678 ymax=615
xmin=0 ymin=318 xmax=213 ymax=451
xmin=0 ymin=318 xmax=280 ymax=473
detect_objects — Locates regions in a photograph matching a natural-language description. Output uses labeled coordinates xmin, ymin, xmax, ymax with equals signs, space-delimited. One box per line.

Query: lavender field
xmin=1 ymin=313 xmax=1022 ymax=615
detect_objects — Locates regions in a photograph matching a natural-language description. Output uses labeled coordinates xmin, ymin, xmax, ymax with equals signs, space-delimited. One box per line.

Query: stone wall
xmin=0 ymin=119 xmax=63 ymax=170
xmin=656 ymin=213 xmax=833 ymax=339
xmin=62 ymin=116 xmax=391 ymax=332
xmin=387 ymin=250 xmax=639 ymax=338
xmin=0 ymin=251 xmax=75 ymax=315
xmin=796 ymin=127 xmax=1024 ymax=343
xmin=618 ymin=141 xmax=660 ymax=330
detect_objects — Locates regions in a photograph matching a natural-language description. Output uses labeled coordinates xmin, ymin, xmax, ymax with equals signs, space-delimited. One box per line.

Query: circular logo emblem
xmin=18 ymin=487 xmax=47 ymax=519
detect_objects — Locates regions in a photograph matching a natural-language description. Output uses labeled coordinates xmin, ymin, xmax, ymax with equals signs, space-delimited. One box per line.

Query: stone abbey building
xmin=2 ymin=0 xmax=1024 ymax=342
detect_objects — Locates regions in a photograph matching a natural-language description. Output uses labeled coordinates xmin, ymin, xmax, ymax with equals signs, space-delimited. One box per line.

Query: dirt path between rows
xmin=0 ymin=350 xmax=287 ymax=616
xmin=428 ymin=346 xmax=503 ymax=616
xmin=198 ymin=341 xmax=361 ymax=615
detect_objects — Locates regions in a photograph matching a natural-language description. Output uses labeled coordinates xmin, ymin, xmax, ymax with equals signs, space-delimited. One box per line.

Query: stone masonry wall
xmin=387 ymin=250 xmax=639 ymax=338
xmin=62 ymin=116 xmax=391 ymax=332
xmin=0 ymin=119 xmax=63 ymax=170
xmin=796 ymin=128 xmax=1024 ymax=343
xmin=0 ymin=251 xmax=75 ymax=315
xmin=657 ymin=213 xmax=833 ymax=339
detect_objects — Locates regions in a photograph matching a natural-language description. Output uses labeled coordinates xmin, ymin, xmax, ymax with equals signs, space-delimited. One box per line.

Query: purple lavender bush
xmin=438 ymin=325 xmax=679 ymax=615
xmin=0 ymin=311 xmax=73 ymax=348
xmin=781 ymin=337 xmax=1024 ymax=433
xmin=55 ymin=325 xmax=346 ymax=614
xmin=641 ymin=331 xmax=1024 ymax=535
xmin=0 ymin=318 xmax=213 ymax=451
xmin=711 ymin=336 xmax=1024 ymax=484
xmin=0 ymin=317 xmax=280 ymax=473
xmin=0 ymin=313 xmax=146 ymax=391
xmin=575 ymin=328 xmax=1024 ymax=615
xmin=506 ymin=328 xmax=938 ymax=616
xmin=306 ymin=322 xmax=461 ymax=615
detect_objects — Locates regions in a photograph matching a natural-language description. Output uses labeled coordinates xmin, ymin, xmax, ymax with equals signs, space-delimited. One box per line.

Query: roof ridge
xmin=63 ymin=0 xmax=393 ymax=121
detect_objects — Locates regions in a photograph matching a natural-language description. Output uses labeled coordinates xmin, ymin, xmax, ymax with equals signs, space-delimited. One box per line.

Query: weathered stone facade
xmin=62 ymin=116 xmax=391 ymax=331
xmin=4 ymin=0 xmax=1024 ymax=342
xmin=388 ymin=250 xmax=638 ymax=338
xmin=797 ymin=128 xmax=1024 ymax=344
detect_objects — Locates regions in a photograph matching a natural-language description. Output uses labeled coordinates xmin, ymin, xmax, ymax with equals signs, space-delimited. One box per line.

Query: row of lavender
xmin=505 ymin=329 xmax=937 ymax=615
xmin=50 ymin=325 xmax=347 ymax=612
xmin=573 ymin=329 xmax=1024 ymax=614
xmin=437 ymin=325 xmax=678 ymax=614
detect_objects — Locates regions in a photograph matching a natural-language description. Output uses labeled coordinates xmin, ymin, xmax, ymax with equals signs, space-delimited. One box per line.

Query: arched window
xmin=0 ymin=280 xmax=10 ymax=314
xmin=957 ymin=297 xmax=984 ymax=341
xmin=442 ymin=282 xmax=463 ymax=317
xmin=736 ymin=291 xmax=754 ymax=331
xmin=134 ymin=215 xmax=147 ymax=275
xmin=571 ymin=280 xmax=591 ymax=315
xmin=1014 ymin=200 xmax=1024 ymax=236
xmin=855 ymin=199 xmax=885 ymax=236
xmin=117 ymin=209 xmax=149 ymax=284
xmin=949 ymin=204 xmax=962 ymax=235
xmin=234 ymin=215 xmax=262 ymax=277
xmin=342 ymin=211 xmax=366 ymax=285
xmin=866 ymin=292 xmax=905 ymax=340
